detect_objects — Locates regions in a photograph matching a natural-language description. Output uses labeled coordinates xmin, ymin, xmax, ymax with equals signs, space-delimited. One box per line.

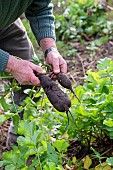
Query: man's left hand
xmin=46 ymin=50 xmax=67 ymax=74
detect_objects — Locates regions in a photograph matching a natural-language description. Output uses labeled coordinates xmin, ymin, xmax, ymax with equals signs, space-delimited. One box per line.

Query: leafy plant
xmin=55 ymin=0 xmax=113 ymax=42
xmin=1 ymin=57 xmax=113 ymax=169
xmin=62 ymin=57 xmax=113 ymax=146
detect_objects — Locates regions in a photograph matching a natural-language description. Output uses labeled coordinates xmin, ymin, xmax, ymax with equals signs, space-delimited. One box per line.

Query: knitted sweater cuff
xmin=0 ymin=49 xmax=10 ymax=72
xmin=35 ymin=30 xmax=56 ymax=45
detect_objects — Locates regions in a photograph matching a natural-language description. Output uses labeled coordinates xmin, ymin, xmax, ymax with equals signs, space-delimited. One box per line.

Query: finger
xmin=60 ymin=61 xmax=67 ymax=73
xmin=22 ymin=82 xmax=33 ymax=85
xmin=30 ymin=73 xmax=41 ymax=86
xmin=51 ymin=58 xmax=60 ymax=74
xmin=17 ymin=79 xmax=33 ymax=85
xmin=30 ymin=63 xmax=46 ymax=74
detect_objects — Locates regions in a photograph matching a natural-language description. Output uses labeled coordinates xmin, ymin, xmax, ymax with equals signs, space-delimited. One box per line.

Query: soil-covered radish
xmin=57 ymin=72 xmax=80 ymax=102
xmin=38 ymin=74 xmax=71 ymax=112
xmin=57 ymin=72 xmax=72 ymax=90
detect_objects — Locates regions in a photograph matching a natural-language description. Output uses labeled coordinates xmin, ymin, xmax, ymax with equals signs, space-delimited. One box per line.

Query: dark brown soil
xmin=66 ymin=135 xmax=113 ymax=168
xmin=66 ymin=39 xmax=113 ymax=85
xmin=0 ymin=118 xmax=10 ymax=159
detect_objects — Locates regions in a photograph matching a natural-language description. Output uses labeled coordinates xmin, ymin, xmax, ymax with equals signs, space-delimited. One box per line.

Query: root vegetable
xmin=34 ymin=72 xmax=76 ymax=130
xmin=57 ymin=72 xmax=80 ymax=102
xmin=57 ymin=72 xmax=72 ymax=90
xmin=38 ymin=74 xmax=71 ymax=112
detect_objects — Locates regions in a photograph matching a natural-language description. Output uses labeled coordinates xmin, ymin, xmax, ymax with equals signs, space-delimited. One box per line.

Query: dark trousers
xmin=0 ymin=18 xmax=37 ymax=110
xmin=0 ymin=18 xmax=38 ymax=148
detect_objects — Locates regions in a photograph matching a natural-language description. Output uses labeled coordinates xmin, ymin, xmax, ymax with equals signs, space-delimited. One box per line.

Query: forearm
xmin=40 ymin=38 xmax=57 ymax=53
xmin=0 ymin=49 xmax=10 ymax=72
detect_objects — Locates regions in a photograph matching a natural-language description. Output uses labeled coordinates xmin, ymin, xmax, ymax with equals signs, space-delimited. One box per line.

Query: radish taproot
xmin=57 ymin=72 xmax=80 ymax=102
xmin=38 ymin=74 xmax=71 ymax=112
xmin=34 ymin=73 xmax=75 ymax=130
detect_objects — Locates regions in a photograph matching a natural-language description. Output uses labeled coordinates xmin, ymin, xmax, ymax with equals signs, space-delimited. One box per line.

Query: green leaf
xmin=17 ymin=136 xmax=35 ymax=147
xmin=0 ymin=113 xmax=14 ymax=125
xmin=13 ymin=114 xmax=20 ymax=134
xmin=93 ymin=37 xmax=108 ymax=46
xmin=28 ymin=167 xmax=35 ymax=170
xmin=23 ymin=107 xmax=38 ymax=120
xmin=5 ymin=164 xmax=16 ymax=170
xmin=0 ymin=115 xmax=8 ymax=125
xmin=103 ymin=118 xmax=113 ymax=127
xmin=18 ymin=120 xmax=35 ymax=136
xmin=53 ymin=139 xmax=69 ymax=153
xmin=24 ymin=148 xmax=36 ymax=160
xmin=37 ymin=146 xmax=46 ymax=155
xmin=0 ymin=161 xmax=3 ymax=167
xmin=109 ymin=132 xmax=113 ymax=139
xmin=86 ymin=71 xmax=100 ymax=85
xmin=0 ymin=96 xmax=9 ymax=112
xmin=2 ymin=150 xmax=19 ymax=164
xmin=44 ymin=162 xmax=56 ymax=170
xmin=32 ymin=130 xmax=42 ymax=144
xmin=47 ymin=143 xmax=58 ymax=164
xmin=106 ymin=157 xmax=113 ymax=165
xmin=97 ymin=58 xmax=113 ymax=70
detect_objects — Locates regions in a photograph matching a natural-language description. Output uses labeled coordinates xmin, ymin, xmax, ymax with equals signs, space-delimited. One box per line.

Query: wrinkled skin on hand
xmin=5 ymin=56 xmax=46 ymax=85
xmin=40 ymin=38 xmax=67 ymax=74
xmin=46 ymin=50 xmax=67 ymax=74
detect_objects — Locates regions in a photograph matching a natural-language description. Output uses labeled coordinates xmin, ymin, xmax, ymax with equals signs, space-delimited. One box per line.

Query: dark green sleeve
xmin=0 ymin=49 xmax=9 ymax=72
xmin=25 ymin=0 xmax=56 ymax=44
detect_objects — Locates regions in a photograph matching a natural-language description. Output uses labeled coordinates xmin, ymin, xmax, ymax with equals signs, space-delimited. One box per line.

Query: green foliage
xmin=53 ymin=139 xmax=69 ymax=153
xmin=0 ymin=119 xmax=64 ymax=169
xmin=1 ymin=57 xmax=113 ymax=168
xmin=63 ymin=57 xmax=113 ymax=143
xmin=106 ymin=157 xmax=113 ymax=166
xmin=55 ymin=0 xmax=113 ymax=41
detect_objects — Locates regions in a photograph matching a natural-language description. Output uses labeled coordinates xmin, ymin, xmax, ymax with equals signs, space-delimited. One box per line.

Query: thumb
xmin=30 ymin=72 xmax=40 ymax=85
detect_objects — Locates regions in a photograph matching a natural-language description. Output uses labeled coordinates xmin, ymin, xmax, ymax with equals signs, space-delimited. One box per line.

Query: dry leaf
xmin=72 ymin=156 xmax=77 ymax=164
xmin=95 ymin=162 xmax=111 ymax=170
xmin=84 ymin=155 xmax=92 ymax=169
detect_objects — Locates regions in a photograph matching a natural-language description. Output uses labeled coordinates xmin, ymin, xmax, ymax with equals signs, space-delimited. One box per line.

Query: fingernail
xmin=42 ymin=71 xmax=46 ymax=74
xmin=54 ymin=69 xmax=60 ymax=74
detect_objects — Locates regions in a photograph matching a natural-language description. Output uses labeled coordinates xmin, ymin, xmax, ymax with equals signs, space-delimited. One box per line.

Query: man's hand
xmin=5 ymin=56 xmax=46 ymax=85
xmin=46 ymin=50 xmax=67 ymax=74
xmin=40 ymin=38 xmax=67 ymax=74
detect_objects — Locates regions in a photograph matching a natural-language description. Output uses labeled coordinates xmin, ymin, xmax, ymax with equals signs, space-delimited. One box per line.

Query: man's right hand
xmin=5 ymin=56 xmax=46 ymax=85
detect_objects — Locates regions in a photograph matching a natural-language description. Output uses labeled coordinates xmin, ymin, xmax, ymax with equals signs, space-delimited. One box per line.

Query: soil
xmin=66 ymin=136 xmax=113 ymax=168
xmin=66 ymin=39 xmax=113 ymax=85
xmin=1 ymin=39 xmax=113 ymax=169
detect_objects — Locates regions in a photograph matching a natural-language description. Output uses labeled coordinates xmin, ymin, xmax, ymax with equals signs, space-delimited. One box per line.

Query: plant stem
xmin=37 ymin=155 xmax=43 ymax=170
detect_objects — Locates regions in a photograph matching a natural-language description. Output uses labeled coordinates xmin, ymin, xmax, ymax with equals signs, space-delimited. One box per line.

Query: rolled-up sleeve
xmin=0 ymin=49 xmax=9 ymax=72
xmin=25 ymin=0 xmax=56 ymax=45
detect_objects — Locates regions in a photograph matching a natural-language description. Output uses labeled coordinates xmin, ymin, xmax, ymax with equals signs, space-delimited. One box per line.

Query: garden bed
xmin=1 ymin=39 xmax=113 ymax=169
